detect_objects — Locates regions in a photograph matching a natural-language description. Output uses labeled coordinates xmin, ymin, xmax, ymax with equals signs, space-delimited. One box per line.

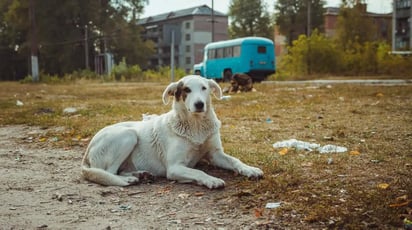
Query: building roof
xmin=138 ymin=4 xmax=226 ymax=25
xmin=324 ymin=6 xmax=392 ymax=17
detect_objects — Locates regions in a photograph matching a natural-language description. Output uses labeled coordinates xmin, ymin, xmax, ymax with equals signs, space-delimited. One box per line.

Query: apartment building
xmin=393 ymin=0 xmax=412 ymax=50
xmin=137 ymin=5 xmax=228 ymax=73
xmin=324 ymin=5 xmax=392 ymax=42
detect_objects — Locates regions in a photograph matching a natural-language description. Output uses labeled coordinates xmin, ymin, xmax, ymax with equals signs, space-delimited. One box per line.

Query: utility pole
xmin=211 ymin=0 xmax=215 ymax=42
xmin=307 ymin=0 xmax=311 ymax=36
xmin=29 ymin=0 xmax=39 ymax=82
xmin=170 ymin=30 xmax=175 ymax=82
xmin=84 ymin=25 xmax=89 ymax=69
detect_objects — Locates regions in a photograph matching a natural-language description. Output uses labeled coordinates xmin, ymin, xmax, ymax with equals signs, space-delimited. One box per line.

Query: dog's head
xmin=162 ymin=75 xmax=222 ymax=114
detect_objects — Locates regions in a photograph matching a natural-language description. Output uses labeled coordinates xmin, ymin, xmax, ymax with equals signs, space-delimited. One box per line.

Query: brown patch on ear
xmin=174 ymin=81 xmax=184 ymax=101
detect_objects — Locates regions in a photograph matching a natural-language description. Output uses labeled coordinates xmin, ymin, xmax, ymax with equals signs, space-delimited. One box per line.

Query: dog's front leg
xmin=209 ymin=150 xmax=263 ymax=178
xmin=207 ymin=137 xmax=263 ymax=178
xmin=167 ymin=164 xmax=225 ymax=189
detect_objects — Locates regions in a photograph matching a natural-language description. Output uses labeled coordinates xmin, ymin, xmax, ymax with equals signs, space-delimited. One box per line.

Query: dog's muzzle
xmin=194 ymin=101 xmax=205 ymax=113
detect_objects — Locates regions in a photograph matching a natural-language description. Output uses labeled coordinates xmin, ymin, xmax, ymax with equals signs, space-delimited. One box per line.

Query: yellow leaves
xmin=375 ymin=92 xmax=384 ymax=97
xmin=349 ymin=150 xmax=361 ymax=156
xmin=377 ymin=183 xmax=390 ymax=190
xmin=278 ymin=148 xmax=288 ymax=155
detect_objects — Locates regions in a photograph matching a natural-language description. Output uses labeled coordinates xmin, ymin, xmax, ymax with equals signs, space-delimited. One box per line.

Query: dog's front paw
xmin=239 ymin=166 xmax=264 ymax=178
xmin=201 ymin=177 xmax=225 ymax=189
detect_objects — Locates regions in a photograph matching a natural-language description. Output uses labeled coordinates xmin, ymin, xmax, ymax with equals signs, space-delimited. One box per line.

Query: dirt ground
xmin=1 ymin=81 xmax=411 ymax=229
xmin=0 ymin=125 xmax=260 ymax=229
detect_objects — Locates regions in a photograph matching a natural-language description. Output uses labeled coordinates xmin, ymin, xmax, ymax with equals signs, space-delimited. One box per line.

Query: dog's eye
xmin=184 ymin=87 xmax=191 ymax=93
xmin=202 ymin=86 xmax=207 ymax=91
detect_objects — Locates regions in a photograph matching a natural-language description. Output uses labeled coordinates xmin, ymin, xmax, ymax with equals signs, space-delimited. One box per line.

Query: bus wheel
xmin=223 ymin=70 xmax=232 ymax=82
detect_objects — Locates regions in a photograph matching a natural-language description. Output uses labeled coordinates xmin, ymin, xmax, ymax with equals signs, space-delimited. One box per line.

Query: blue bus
xmin=193 ymin=37 xmax=275 ymax=82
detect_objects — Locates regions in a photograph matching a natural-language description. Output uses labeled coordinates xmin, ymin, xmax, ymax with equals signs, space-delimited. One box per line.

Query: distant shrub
xmin=277 ymin=31 xmax=412 ymax=78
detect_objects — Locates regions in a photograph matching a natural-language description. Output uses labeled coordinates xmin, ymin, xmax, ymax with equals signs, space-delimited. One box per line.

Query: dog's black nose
xmin=194 ymin=101 xmax=204 ymax=111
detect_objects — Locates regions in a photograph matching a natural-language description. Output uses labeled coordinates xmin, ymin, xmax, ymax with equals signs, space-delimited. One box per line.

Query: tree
xmin=228 ymin=0 xmax=273 ymax=39
xmin=0 ymin=0 xmax=153 ymax=80
xmin=335 ymin=0 xmax=377 ymax=50
xmin=274 ymin=0 xmax=325 ymax=45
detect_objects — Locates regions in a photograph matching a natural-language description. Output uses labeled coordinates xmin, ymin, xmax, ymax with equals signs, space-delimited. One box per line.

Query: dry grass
xmin=0 ymin=80 xmax=411 ymax=228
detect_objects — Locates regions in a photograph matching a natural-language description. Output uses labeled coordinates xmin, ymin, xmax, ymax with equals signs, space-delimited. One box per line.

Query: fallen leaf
xmin=377 ymin=183 xmax=390 ymax=189
xmin=254 ymin=208 xmax=264 ymax=218
xmin=157 ymin=186 xmax=171 ymax=194
xmin=278 ymin=148 xmax=288 ymax=155
xmin=194 ymin=192 xmax=204 ymax=197
xmin=376 ymin=92 xmax=384 ymax=97
xmin=178 ymin=193 xmax=190 ymax=199
xmin=389 ymin=200 xmax=411 ymax=208
xmin=349 ymin=150 xmax=360 ymax=155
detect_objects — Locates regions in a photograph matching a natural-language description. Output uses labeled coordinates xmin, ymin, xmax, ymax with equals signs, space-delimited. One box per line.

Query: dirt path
xmin=0 ymin=125 xmax=259 ymax=229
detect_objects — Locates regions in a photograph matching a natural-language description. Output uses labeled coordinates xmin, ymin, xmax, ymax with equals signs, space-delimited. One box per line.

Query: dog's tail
xmin=81 ymin=150 xmax=131 ymax=187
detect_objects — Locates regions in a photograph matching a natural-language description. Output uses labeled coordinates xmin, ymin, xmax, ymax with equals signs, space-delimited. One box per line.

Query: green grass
xmin=0 ymin=80 xmax=411 ymax=228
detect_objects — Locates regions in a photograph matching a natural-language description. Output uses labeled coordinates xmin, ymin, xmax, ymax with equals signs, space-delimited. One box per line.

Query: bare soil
xmin=1 ymin=81 xmax=411 ymax=229
xmin=0 ymin=125 xmax=258 ymax=229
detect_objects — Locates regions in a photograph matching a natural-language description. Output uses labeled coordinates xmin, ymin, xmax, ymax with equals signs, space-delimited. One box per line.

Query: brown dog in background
xmin=228 ymin=73 xmax=253 ymax=93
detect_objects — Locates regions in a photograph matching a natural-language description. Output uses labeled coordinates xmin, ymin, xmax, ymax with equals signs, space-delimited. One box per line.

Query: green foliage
xmin=228 ymin=0 xmax=273 ymax=39
xmin=274 ymin=0 xmax=325 ymax=45
xmin=279 ymin=30 xmax=341 ymax=77
xmin=336 ymin=0 xmax=377 ymax=50
xmin=277 ymin=31 xmax=412 ymax=78
xmin=0 ymin=0 xmax=153 ymax=81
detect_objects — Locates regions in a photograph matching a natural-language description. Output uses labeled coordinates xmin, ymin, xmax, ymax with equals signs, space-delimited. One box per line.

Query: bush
xmin=277 ymin=30 xmax=412 ymax=78
xmin=278 ymin=30 xmax=341 ymax=78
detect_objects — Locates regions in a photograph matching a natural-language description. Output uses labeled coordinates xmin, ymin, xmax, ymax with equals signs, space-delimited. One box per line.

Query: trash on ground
xmin=265 ymin=202 xmax=282 ymax=209
xmin=221 ymin=95 xmax=231 ymax=100
xmin=318 ymin=144 xmax=348 ymax=154
xmin=273 ymin=139 xmax=347 ymax=153
xmin=63 ymin=107 xmax=78 ymax=114
xmin=273 ymin=139 xmax=320 ymax=152
xmin=16 ymin=100 xmax=24 ymax=106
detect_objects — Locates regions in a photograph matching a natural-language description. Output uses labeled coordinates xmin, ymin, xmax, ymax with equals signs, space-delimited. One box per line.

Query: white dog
xmin=81 ymin=75 xmax=263 ymax=189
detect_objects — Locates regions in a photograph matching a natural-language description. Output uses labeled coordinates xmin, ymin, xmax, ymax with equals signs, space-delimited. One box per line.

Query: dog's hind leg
xmin=83 ymin=128 xmax=141 ymax=186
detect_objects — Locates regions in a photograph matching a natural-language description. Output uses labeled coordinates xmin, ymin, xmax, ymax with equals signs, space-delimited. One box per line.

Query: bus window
xmin=208 ymin=49 xmax=215 ymax=59
xmin=224 ymin=47 xmax=233 ymax=57
xmin=216 ymin=48 xmax=223 ymax=58
xmin=233 ymin=46 xmax=241 ymax=57
xmin=257 ymin=46 xmax=266 ymax=54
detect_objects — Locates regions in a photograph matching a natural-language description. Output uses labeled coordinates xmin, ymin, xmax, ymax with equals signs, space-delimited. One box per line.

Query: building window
xmin=185 ymin=57 xmax=191 ymax=64
xmin=185 ymin=22 xmax=191 ymax=29
xmin=185 ymin=34 xmax=191 ymax=41
xmin=186 ymin=45 xmax=191 ymax=53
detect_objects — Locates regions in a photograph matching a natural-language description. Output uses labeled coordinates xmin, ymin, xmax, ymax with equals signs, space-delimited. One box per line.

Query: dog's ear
xmin=162 ymin=81 xmax=185 ymax=104
xmin=208 ymin=79 xmax=222 ymax=100
xmin=162 ymin=81 xmax=178 ymax=105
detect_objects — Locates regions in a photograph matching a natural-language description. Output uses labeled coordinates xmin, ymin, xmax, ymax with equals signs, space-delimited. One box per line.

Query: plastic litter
xmin=273 ymin=139 xmax=347 ymax=153
xmin=221 ymin=95 xmax=231 ymax=100
xmin=272 ymin=139 xmax=320 ymax=151
xmin=318 ymin=144 xmax=348 ymax=153
xmin=265 ymin=202 xmax=282 ymax=209
xmin=16 ymin=100 xmax=24 ymax=106
xmin=63 ymin=107 xmax=77 ymax=114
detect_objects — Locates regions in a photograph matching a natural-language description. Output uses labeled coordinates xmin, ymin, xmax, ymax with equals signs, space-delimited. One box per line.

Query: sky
xmin=141 ymin=0 xmax=392 ymax=18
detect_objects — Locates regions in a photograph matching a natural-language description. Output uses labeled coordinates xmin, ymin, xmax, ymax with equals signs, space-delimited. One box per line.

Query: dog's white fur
xmin=81 ymin=75 xmax=263 ymax=189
